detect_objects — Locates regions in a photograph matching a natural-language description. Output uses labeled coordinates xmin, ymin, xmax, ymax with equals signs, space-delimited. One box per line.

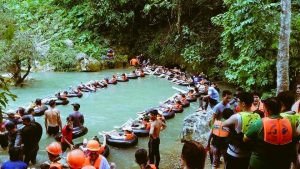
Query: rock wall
xmin=181 ymin=109 xmax=213 ymax=145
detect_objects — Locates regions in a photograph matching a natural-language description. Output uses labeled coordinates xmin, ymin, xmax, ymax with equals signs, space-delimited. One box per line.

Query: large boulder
xmin=181 ymin=110 xmax=213 ymax=145
xmin=78 ymin=54 xmax=101 ymax=72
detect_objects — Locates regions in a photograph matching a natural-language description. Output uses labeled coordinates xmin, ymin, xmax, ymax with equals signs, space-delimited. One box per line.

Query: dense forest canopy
xmin=0 ymin=0 xmax=299 ymax=93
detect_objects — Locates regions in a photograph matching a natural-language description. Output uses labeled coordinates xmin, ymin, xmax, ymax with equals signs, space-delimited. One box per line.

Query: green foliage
xmin=212 ymin=0 xmax=280 ymax=91
xmin=0 ymin=77 xmax=17 ymax=121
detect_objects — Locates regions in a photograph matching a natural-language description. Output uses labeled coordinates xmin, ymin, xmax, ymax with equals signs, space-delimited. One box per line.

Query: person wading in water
xmin=148 ymin=109 xmax=166 ymax=169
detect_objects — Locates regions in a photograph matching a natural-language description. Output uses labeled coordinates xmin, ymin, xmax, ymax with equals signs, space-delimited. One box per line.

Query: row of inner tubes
xmin=145 ymin=68 xmax=193 ymax=86
xmin=105 ymin=89 xmax=201 ymax=148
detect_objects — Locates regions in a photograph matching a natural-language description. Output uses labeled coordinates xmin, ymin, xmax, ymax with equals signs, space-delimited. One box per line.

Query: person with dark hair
xmin=21 ymin=115 xmax=42 ymax=165
xmin=198 ymin=82 xmax=219 ymax=111
xmin=251 ymin=92 xmax=265 ymax=115
xmin=148 ymin=109 xmax=166 ymax=169
xmin=1 ymin=148 xmax=27 ymax=169
xmin=61 ymin=116 xmax=74 ymax=152
xmin=229 ymin=87 xmax=244 ymax=112
xmin=211 ymin=90 xmax=232 ymax=124
xmin=244 ymin=97 xmax=300 ymax=169
xmin=135 ymin=148 xmax=156 ymax=169
xmin=26 ymin=108 xmax=35 ymax=122
xmin=277 ymin=91 xmax=300 ymax=169
xmin=69 ymin=103 xmax=84 ymax=128
xmin=207 ymin=108 xmax=234 ymax=169
xmin=278 ymin=91 xmax=299 ymax=126
xmin=5 ymin=121 xmax=22 ymax=151
xmin=222 ymin=92 xmax=260 ymax=169
xmin=181 ymin=141 xmax=206 ymax=169
xmin=45 ymin=100 xmax=62 ymax=136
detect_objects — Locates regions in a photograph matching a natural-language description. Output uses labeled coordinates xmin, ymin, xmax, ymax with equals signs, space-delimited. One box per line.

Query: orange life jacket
xmin=143 ymin=122 xmax=151 ymax=130
xmin=130 ymin=58 xmax=138 ymax=66
xmin=125 ymin=133 xmax=135 ymax=140
xmin=212 ymin=120 xmax=229 ymax=137
xmin=262 ymin=117 xmax=292 ymax=145
xmin=84 ymin=156 xmax=102 ymax=169
xmin=148 ymin=164 xmax=157 ymax=169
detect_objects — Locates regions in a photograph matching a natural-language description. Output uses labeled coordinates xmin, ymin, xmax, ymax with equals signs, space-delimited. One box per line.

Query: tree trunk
xmin=277 ymin=0 xmax=291 ymax=94
xmin=15 ymin=58 xmax=31 ymax=86
xmin=176 ymin=0 xmax=182 ymax=34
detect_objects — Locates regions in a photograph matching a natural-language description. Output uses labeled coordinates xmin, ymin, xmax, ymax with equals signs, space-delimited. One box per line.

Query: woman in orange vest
xmin=83 ymin=140 xmax=110 ymax=169
xmin=206 ymin=108 xmax=233 ymax=169
xmin=244 ymin=97 xmax=297 ymax=169
xmin=135 ymin=148 xmax=157 ymax=169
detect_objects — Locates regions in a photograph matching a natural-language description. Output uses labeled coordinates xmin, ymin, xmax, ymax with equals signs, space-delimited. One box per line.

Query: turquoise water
xmin=0 ymin=69 xmax=199 ymax=169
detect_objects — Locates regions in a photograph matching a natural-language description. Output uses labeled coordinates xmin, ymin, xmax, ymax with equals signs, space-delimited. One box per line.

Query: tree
xmin=0 ymin=77 xmax=17 ymax=123
xmin=276 ymin=0 xmax=291 ymax=93
xmin=0 ymin=11 xmax=37 ymax=86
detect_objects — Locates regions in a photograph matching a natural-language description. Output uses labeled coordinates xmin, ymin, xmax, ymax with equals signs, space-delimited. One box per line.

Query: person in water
xmin=45 ymin=100 xmax=62 ymax=136
xmin=61 ymin=116 xmax=74 ymax=152
xmin=181 ymin=141 xmax=206 ymax=169
xmin=21 ymin=115 xmax=42 ymax=165
xmin=148 ymin=109 xmax=166 ymax=169
xmin=5 ymin=121 xmax=22 ymax=151
xmin=69 ymin=103 xmax=84 ymax=128
xmin=135 ymin=148 xmax=156 ymax=169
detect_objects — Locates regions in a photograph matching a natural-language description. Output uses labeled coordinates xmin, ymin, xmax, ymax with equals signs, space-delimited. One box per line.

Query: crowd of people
xmin=1 ymin=62 xmax=300 ymax=169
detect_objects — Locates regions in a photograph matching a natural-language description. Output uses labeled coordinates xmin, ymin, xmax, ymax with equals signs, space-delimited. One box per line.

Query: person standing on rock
xmin=45 ymin=100 xmax=62 ymax=136
xmin=148 ymin=109 xmax=166 ymax=169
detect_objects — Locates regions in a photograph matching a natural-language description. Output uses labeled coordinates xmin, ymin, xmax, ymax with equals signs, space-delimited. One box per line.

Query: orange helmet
xmin=82 ymin=165 xmax=96 ymax=169
xmin=67 ymin=149 xmax=85 ymax=169
xmin=46 ymin=142 xmax=62 ymax=156
xmin=86 ymin=140 xmax=101 ymax=152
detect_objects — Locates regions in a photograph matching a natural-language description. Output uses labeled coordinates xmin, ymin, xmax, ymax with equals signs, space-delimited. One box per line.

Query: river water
xmin=0 ymin=69 xmax=199 ymax=169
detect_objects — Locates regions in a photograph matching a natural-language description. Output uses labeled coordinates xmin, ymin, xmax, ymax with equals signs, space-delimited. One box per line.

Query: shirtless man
xmin=44 ymin=100 xmax=62 ymax=136
xmin=148 ymin=109 xmax=166 ymax=169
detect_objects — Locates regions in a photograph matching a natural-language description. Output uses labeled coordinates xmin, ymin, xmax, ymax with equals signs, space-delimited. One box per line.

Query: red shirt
xmin=61 ymin=125 xmax=73 ymax=143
